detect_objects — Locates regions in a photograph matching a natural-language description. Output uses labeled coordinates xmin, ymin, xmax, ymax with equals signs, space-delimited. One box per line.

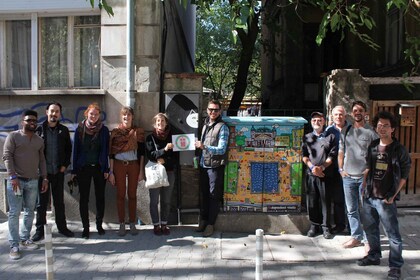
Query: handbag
xmin=145 ymin=136 xmax=170 ymax=189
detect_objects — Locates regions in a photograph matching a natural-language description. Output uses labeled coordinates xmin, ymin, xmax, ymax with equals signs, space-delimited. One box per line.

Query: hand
xmin=108 ymin=173 xmax=115 ymax=186
xmin=11 ymin=178 xmax=19 ymax=192
xmin=311 ymin=166 xmax=325 ymax=178
xmin=41 ymin=179 xmax=49 ymax=193
xmin=59 ymin=166 xmax=67 ymax=173
xmin=138 ymin=171 xmax=145 ymax=182
xmin=157 ymin=158 xmax=165 ymax=164
xmin=339 ymin=169 xmax=349 ymax=178
xmin=164 ymin=143 xmax=174 ymax=151
xmin=384 ymin=196 xmax=395 ymax=204
xmin=104 ymin=173 xmax=110 ymax=180
xmin=195 ymin=140 xmax=203 ymax=149
xmin=71 ymin=174 xmax=76 ymax=180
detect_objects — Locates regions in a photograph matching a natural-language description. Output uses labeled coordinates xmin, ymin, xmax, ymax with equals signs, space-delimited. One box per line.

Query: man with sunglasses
xmin=3 ymin=110 xmax=48 ymax=260
xmin=32 ymin=102 xmax=74 ymax=242
xmin=195 ymin=100 xmax=229 ymax=237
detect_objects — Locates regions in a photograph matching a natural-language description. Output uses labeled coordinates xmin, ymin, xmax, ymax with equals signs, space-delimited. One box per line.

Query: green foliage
xmin=194 ymin=0 xmax=261 ymax=100
xmin=88 ymin=0 xmax=114 ymax=16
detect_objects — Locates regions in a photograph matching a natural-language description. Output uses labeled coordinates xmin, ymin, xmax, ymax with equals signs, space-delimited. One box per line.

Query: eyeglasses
xmin=207 ymin=108 xmax=220 ymax=113
xmin=377 ymin=124 xmax=391 ymax=129
xmin=23 ymin=119 xmax=37 ymax=123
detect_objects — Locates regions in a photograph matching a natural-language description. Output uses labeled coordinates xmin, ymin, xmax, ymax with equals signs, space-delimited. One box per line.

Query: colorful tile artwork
xmin=223 ymin=121 xmax=305 ymax=213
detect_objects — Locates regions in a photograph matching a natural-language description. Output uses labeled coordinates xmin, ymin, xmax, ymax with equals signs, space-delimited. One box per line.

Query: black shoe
xmin=331 ymin=225 xmax=346 ymax=234
xmin=356 ymin=256 xmax=380 ymax=266
xmin=307 ymin=225 xmax=317 ymax=237
xmin=32 ymin=231 xmax=44 ymax=242
xmin=323 ymin=229 xmax=333 ymax=239
xmin=97 ymin=226 xmax=105 ymax=235
xmin=82 ymin=228 xmax=90 ymax=239
xmin=387 ymin=268 xmax=401 ymax=280
xmin=59 ymin=228 xmax=74 ymax=237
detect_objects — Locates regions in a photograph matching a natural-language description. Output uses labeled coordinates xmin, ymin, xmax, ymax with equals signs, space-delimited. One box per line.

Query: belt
xmin=85 ymin=164 xmax=99 ymax=167
xmin=115 ymin=159 xmax=138 ymax=166
xmin=17 ymin=177 xmax=35 ymax=182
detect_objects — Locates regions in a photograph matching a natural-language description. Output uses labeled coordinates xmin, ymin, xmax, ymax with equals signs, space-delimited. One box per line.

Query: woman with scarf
xmin=145 ymin=113 xmax=177 ymax=235
xmin=72 ymin=103 xmax=110 ymax=239
xmin=108 ymin=106 xmax=145 ymax=236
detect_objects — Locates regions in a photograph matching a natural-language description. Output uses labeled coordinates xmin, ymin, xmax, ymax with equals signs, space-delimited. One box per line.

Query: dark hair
xmin=351 ymin=100 xmax=367 ymax=111
xmin=373 ymin=111 xmax=398 ymax=129
xmin=22 ymin=109 xmax=38 ymax=119
xmin=46 ymin=101 xmax=62 ymax=112
xmin=208 ymin=99 xmax=222 ymax=109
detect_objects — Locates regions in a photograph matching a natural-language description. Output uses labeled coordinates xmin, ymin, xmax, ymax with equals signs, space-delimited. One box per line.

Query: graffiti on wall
xmin=0 ymin=102 xmax=107 ymax=170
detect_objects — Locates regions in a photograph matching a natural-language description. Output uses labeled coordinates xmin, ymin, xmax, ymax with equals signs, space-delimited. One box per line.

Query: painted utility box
xmin=223 ymin=116 xmax=307 ymax=213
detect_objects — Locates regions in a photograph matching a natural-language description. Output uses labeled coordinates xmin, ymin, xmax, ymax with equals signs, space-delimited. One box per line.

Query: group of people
xmin=302 ymin=101 xmax=411 ymax=280
xmin=3 ymin=99 xmax=229 ymax=261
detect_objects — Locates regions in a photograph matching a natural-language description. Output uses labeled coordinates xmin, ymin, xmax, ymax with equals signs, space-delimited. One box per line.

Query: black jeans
xmin=199 ymin=166 xmax=225 ymax=225
xmin=330 ymin=171 xmax=347 ymax=229
xmin=35 ymin=172 xmax=67 ymax=233
xmin=306 ymin=174 xmax=332 ymax=230
xmin=77 ymin=165 xmax=106 ymax=229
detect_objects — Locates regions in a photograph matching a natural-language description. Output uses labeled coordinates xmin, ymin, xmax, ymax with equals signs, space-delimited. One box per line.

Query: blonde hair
xmin=152 ymin=113 xmax=169 ymax=128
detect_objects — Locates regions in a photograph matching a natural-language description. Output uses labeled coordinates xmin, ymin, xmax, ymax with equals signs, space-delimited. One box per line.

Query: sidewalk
xmin=0 ymin=208 xmax=419 ymax=280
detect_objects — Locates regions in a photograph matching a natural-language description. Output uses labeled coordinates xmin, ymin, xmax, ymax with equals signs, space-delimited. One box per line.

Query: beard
xmin=25 ymin=124 xmax=37 ymax=132
xmin=49 ymin=116 xmax=58 ymax=122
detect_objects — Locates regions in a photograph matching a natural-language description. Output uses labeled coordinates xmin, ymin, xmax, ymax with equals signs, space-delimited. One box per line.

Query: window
xmin=6 ymin=20 xmax=31 ymax=89
xmin=1 ymin=15 xmax=100 ymax=90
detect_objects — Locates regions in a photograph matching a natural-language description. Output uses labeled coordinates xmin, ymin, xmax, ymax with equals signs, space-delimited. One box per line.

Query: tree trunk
xmin=227 ymin=12 xmax=260 ymax=116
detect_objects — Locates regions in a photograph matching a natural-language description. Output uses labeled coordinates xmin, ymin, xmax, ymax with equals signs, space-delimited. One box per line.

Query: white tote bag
xmin=145 ymin=135 xmax=170 ymax=188
xmin=144 ymin=160 xmax=170 ymax=189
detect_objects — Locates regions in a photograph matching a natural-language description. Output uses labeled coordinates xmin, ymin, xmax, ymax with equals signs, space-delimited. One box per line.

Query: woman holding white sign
xmin=145 ymin=113 xmax=177 ymax=235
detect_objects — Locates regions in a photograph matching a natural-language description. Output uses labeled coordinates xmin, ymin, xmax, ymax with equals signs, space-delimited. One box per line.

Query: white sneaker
xmin=9 ymin=247 xmax=21 ymax=260
xmin=20 ymin=240 xmax=39 ymax=250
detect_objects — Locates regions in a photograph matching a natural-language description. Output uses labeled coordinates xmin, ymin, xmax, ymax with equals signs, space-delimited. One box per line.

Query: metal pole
xmin=255 ymin=229 xmax=263 ymax=280
xmin=126 ymin=0 xmax=135 ymax=107
xmin=44 ymin=224 xmax=54 ymax=280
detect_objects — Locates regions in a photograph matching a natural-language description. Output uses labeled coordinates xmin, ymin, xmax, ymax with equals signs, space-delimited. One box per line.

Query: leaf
xmin=330 ymin=13 xmax=340 ymax=31
xmin=364 ymin=18 xmax=373 ymax=30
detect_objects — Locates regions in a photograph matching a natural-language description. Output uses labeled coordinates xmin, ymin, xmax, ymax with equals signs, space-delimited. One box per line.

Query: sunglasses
xmin=207 ymin=108 xmax=220 ymax=113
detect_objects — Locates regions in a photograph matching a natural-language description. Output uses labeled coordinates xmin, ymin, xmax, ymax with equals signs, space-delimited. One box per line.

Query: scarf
xmin=152 ymin=125 xmax=170 ymax=141
xmin=110 ymin=124 xmax=144 ymax=155
xmin=78 ymin=118 xmax=103 ymax=141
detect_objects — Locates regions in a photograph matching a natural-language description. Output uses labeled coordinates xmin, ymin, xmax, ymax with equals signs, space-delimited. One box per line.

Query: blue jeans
xmin=342 ymin=176 xmax=366 ymax=241
xmin=149 ymin=171 xmax=175 ymax=225
xmin=6 ymin=178 xmax=39 ymax=248
xmin=361 ymin=197 xmax=403 ymax=268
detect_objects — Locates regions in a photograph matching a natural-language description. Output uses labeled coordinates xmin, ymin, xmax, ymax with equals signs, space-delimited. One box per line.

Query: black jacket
xmin=36 ymin=121 xmax=72 ymax=170
xmin=365 ymin=138 xmax=411 ymax=200
xmin=145 ymin=133 xmax=177 ymax=171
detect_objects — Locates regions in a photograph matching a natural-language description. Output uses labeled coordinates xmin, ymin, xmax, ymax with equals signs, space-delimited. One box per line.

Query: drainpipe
xmin=126 ymin=0 xmax=135 ymax=107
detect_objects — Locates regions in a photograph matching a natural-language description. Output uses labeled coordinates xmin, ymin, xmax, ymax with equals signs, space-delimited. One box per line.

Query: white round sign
xmin=186 ymin=112 xmax=198 ymax=128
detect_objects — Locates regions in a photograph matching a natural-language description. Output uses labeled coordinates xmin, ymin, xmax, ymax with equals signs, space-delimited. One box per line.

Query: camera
xmin=67 ymin=177 xmax=78 ymax=194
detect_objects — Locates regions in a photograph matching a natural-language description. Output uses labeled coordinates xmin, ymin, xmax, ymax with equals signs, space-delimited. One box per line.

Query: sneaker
xmin=307 ymin=225 xmax=317 ymax=237
xmin=32 ymin=231 xmax=44 ymax=242
xmin=9 ymin=247 xmax=21 ymax=260
xmin=20 ymin=240 xmax=39 ymax=250
xmin=356 ymin=256 xmax=380 ymax=266
xmin=118 ymin=223 xmax=126 ymax=236
xmin=387 ymin=267 xmax=401 ymax=280
xmin=129 ymin=223 xmax=138 ymax=236
xmin=58 ymin=228 xmax=74 ymax=238
xmin=161 ymin=225 xmax=170 ymax=235
xmin=153 ymin=225 xmax=162 ymax=236
xmin=203 ymin=225 xmax=214 ymax=237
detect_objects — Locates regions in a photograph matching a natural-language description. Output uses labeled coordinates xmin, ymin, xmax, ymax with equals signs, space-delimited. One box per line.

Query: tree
xmin=186 ymin=0 xmax=419 ymax=114
xmin=196 ymin=0 xmax=261 ymax=107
